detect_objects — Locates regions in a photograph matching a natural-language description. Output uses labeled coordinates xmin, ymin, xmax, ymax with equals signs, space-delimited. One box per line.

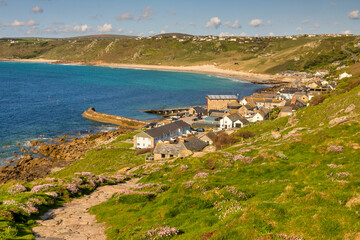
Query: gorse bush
xmin=213 ymin=132 xmax=238 ymax=149
xmin=235 ymin=130 xmax=256 ymax=139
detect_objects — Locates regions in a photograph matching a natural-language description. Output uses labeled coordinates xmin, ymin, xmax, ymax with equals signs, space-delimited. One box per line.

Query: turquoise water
xmin=0 ymin=61 xmax=262 ymax=162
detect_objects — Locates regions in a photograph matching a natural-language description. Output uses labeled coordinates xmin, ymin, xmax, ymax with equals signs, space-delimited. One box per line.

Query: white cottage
xmin=134 ymin=121 xmax=191 ymax=149
xmin=220 ymin=113 xmax=249 ymax=129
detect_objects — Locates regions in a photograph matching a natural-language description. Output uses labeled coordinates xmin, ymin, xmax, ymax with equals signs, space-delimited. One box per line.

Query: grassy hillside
xmin=88 ymin=80 xmax=360 ymax=239
xmin=0 ymin=35 xmax=359 ymax=74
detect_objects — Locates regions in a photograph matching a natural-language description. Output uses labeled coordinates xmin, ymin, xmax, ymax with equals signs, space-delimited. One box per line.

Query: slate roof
xmin=143 ymin=120 xmax=190 ymax=138
xmin=153 ymin=143 xmax=187 ymax=155
xmin=192 ymin=106 xmax=206 ymax=114
xmin=207 ymin=95 xmax=238 ymax=100
xmin=226 ymin=113 xmax=249 ymax=124
xmin=183 ymin=137 xmax=208 ymax=151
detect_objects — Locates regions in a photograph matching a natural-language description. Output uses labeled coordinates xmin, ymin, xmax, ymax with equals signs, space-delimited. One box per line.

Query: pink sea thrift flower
xmin=194 ymin=172 xmax=209 ymax=179
xmin=8 ymin=183 xmax=27 ymax=194
xmin=329 ymin=145 xmax=343 ymax=152
xmin=31 ymin=184 xmax=55 ymax=193
xmin=66 ymin=184 xmax=79 ymax=194
xmin=146 ymin=226 xmax=180 ymax=239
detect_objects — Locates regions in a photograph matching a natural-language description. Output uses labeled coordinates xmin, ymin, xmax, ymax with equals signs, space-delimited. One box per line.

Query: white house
xmin=251 ymin=109 xmax=269 ymax=122
xmin=134 ymin=121 xmax=191 ymax=149
xmin=220 ymin=113 xmax=249 ymax=129
xmin=339 ymin=72 xmax=352 ymax=80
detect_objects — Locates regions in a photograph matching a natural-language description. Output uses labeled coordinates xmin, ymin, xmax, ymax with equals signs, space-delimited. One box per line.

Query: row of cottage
xmin=133 ymin=86 xmax=316 ymax=160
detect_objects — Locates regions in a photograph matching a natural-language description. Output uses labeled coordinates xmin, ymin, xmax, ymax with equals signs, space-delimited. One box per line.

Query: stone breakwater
xmin=82 ymin=107 xmax=147 ymax=129
xmin=0 ymin=128 xmax=132 ymax=184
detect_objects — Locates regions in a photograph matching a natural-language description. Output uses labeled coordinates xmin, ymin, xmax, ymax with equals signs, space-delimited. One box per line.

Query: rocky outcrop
xmin=82 ymin=107 xmax=147 ymax=129
xmin=0 ymin=128 xmax=132 ymax=184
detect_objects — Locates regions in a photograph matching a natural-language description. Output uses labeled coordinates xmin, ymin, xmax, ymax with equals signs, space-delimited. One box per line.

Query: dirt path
xmin=33 ymin=178 xmax=139 ymax=240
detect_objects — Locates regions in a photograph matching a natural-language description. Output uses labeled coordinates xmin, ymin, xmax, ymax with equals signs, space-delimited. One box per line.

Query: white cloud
xmin=296 ymin=27 xmax=302 ymax=31
xmin=301 ymin=19 xmax=310 ymax=24
xmin=223 ymin=19 xmax=241 ymax=29
xmin=312 ymin=23 xmax=320 ymax=29
xmin=330 ymin=2 xmax=336 ymax=7
xmin=170 ymin=11 xmax=176 ymax=16
xmin=116 ymin=13 xmax=133 ymax=21
xmin=189 ymin=22 xmax=196 ymax=27
xmin=128 ymin=29 xmax=134 ymax=34
xmin=255 ymin=33 xmax=260 ymax=37
xmin=269 ymin=32 xmax=274 ymax=36
xmin=97 ymin=23 xmax=112 ymax=33
xmin=148 ymin=30 xmax=156 ymax=35
xmin=205 ymin=17 xmax=221 ymax=29
xmin=117 ymin=28 xmax=124 ymax=33
xmin=140 ymin=6 xmax=154 ymax=20
xmin=1 ymin=1 xmax=7 ymax=6
xmin=267 ymin=20 xmax=272 ymax=26
xmin=2 ymin=19 xmax=38 ymax=27
xmin=348 ymin=10 xmax=359 ymax=19
xmin=116 ymin=6 xmax=154 ymax=21
xmin=240 ymin=32 xmax=247 ymax=37
xmin=249 ymin=19 xmax=263 ymax=27
xmin=164 ymin=25 xmax=169 ymax=29
xmin=160 ymin=30 xmax=166 ymax=34
xmin=73 ymin=24 xmax=89 ymax=32
xmin=31 ymin=6 xmax=43 ymax=13
xmin=342 ymin=30 xmax=351 ymax=34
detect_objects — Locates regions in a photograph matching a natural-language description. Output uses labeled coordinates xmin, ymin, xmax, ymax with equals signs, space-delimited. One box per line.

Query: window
xmin=161 ymin=154 xmax=165 ymax=158
xmin=170 ymin=154 xmax=174 ymax=157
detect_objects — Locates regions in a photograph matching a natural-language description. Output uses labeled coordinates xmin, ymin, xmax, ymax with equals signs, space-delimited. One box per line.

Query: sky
xmin=0 ymin=0 xmax=359 ymax=38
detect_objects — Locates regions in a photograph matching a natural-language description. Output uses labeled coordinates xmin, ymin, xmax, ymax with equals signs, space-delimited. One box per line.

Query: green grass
xmin=89 ymin=84 xmax=360 ymax=239
xmin=1 ymin=35 xmax=358 ymax=74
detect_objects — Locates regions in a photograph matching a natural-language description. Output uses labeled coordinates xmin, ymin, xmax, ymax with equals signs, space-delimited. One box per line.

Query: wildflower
xmin=66 ymin=184 xmax=79 ymax=194
xmin=180 ymin=165 xmax=189 ymax=169
xmin=214 ymin=199 xmax=242 ymax=220
xmin=3 ymin=200 xmax=18 ymax=206
xmin=145 ymin=226 xmax=180 ymax=239
xmin=8 ymin=183 xmax=27 ymax=194
xmin=28 ymin=198 xmax=42 ymax=205
xmin=75 ymin=172 xmax=94 ymax=176
xmin=31 ymin=184 xmax=55 ymax=193
xmin=329 ymin=145 xmax=343 ymax=152
xmin=25 ymin=201 xmax=38 ymax=213
xmin=182 ymin=181 xmax=195 ymax=188
xmin=336 ymin=172 xmax=351 ymax=177
xmin=327 ymin=164 xmax=342 ymax=168
xmin=193 ymin=172 xmax=209 ymax=179
xmin=224 ymin=186 xmax=247 ymax=200
xmin=233 ymin=154 xmax=244 ymax=161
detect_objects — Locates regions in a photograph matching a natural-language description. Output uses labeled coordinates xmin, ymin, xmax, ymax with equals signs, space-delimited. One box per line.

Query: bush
xmin=135 ymin=148 xmax=153 ymax=156
xmin=309 ymin=95 xmax=326 ymax=106
xmin=235 ymin=130 xmax=256 ymax=139
xmin=213 ymin=132 xmax=238 ymax=149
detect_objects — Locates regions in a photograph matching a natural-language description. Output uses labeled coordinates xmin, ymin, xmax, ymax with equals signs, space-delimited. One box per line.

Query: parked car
xmin=196 ymin=128 xmax=205 ymax=132
xmin=192 ymin=118 xmax=198 ymax=121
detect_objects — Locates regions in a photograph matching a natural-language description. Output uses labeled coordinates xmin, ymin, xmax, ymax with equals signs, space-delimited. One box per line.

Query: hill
xmin=0 ymin=35 xmax=359 ymax=74
xmin=0 ymin=74 xmax=358 ymax=239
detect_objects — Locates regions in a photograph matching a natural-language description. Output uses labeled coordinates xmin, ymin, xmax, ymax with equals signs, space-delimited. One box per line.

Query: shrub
xmin=135 ymin=148 xmax=153 ymax=156
xmin=213 ymin=132 xmax=238 ymax=149
xmin=235 ymin=130 xmax=256 ymax=139
xmin=309 ymin=95 xmax=326 ymax=106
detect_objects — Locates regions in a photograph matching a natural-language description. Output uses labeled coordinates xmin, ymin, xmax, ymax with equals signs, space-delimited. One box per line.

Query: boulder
xmin=344 ymin=104 xmax=356 ymax=113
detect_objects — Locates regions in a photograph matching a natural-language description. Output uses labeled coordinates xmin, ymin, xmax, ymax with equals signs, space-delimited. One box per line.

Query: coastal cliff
xmin=82 ymin=107 xmax=147 ymax=129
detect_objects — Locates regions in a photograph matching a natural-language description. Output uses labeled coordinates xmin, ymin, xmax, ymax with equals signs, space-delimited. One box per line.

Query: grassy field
xmin=88 ymin=79 xmax=360 ymax=239
xmin=1 ymin=35 xmax=359 ymax=74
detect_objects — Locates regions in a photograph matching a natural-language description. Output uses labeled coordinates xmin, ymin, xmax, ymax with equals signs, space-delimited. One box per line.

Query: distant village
xmin=133 ymin=69 xmax=352 ymax=161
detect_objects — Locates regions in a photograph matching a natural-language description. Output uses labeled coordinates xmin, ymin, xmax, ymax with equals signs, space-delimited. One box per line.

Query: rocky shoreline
xmin=0 ymin=128 xmax=132 ymax=184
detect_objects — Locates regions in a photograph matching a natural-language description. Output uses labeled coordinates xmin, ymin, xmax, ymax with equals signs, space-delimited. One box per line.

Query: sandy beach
xmin=0 ymin=58 xmax=296 ymax=84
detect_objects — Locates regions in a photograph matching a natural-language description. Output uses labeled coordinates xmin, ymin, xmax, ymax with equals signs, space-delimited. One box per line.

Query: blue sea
xmin=0 ymin=61 xmax=262 ymax=163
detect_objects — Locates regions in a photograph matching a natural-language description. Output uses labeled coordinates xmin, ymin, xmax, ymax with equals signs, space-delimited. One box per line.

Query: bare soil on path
xmin=33 ymin=178 xmax=139 ymax=240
